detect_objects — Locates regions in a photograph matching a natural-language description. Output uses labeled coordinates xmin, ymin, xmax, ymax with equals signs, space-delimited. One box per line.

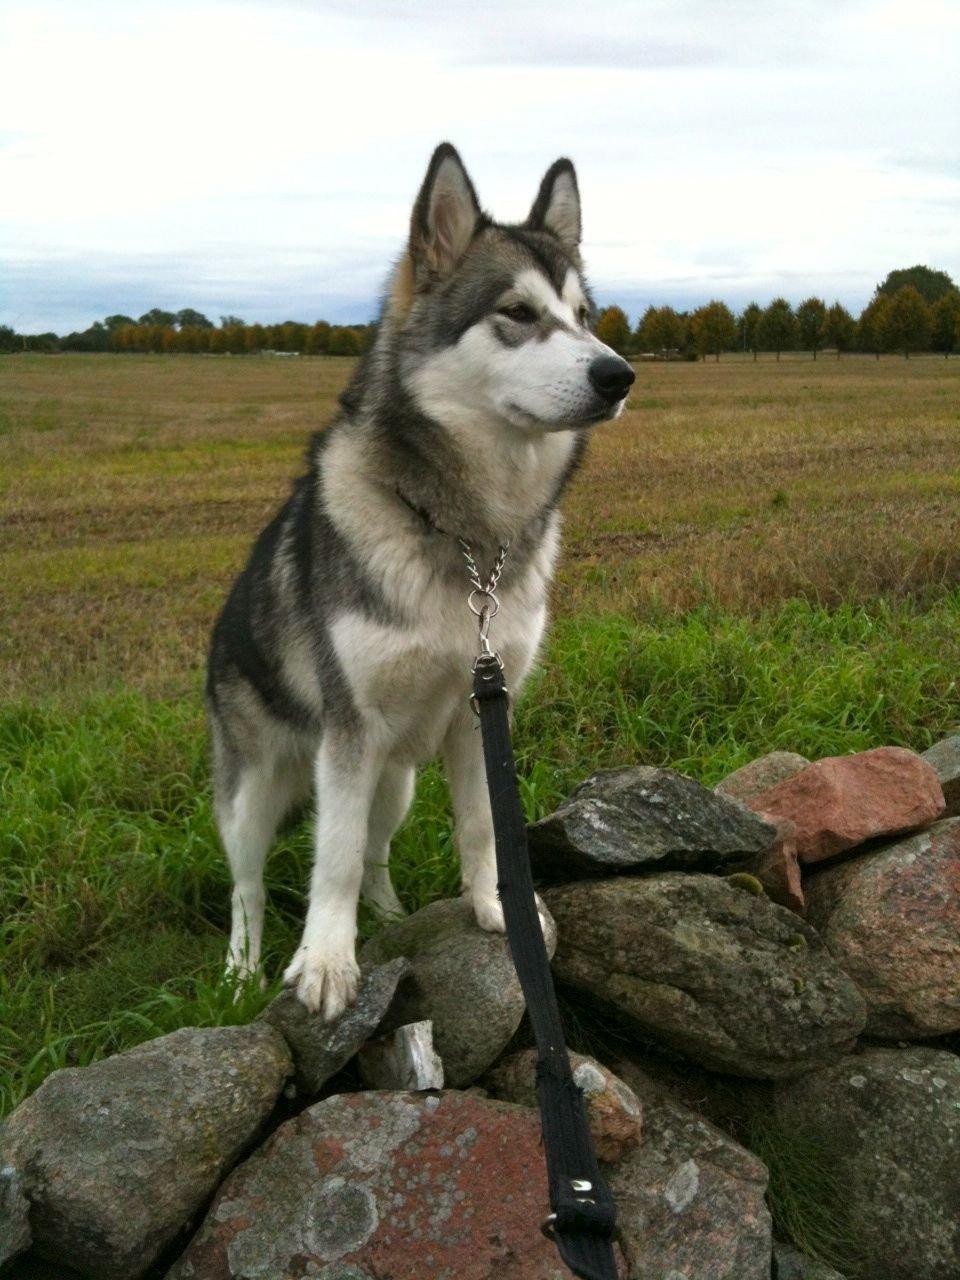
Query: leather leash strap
xmin=472 ymin=652 xmax=619 ymax=1280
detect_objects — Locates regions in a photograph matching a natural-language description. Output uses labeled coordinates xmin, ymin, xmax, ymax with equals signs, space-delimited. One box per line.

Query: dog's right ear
xmin=409 ymin=143 xmax=483 ymax=282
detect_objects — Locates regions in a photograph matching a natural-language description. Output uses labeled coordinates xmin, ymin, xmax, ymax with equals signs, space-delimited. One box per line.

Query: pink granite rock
xmin=483 ymin=1049 xmax=642 ymax=1162
xmin=167 ymin=1090 xmax=627 ymax=1279
xmin=805 ymin=817 xmax=960 ymax=1038
xmin=747 ymin=746 xmax=944 ymax=864
xmin=746 ymin=813 xmax=804 ymax=912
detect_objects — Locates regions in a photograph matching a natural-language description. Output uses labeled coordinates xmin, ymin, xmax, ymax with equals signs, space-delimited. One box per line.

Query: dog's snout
xmin=588 ymin=355 xmax=635 ymax=404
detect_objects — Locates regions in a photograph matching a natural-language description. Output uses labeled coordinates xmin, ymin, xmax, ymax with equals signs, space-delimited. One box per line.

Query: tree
xmin=327 ymin=326 xmax=363 ymax=356
xmin=825 ymin=302 xmax=856 ymax=358
xmin=857 ymin=294 xmax=892 ymax=358
xmin=103 ymin=314 xmax=136 ymax=331
xmin=876 ymin=265 xmax=956 ymax=305
xmin=219 ymin=314 xmax=245 ymax=329
xmin=796 ymin=297 xmax=827 ymax=360
xmin=138 ymin=308 xmax=177 ymax=327
xmin=931 ymin=291 xmax=960 ymax=357
xmin=305 ymin=320 xmax=331 ymax=354
xmin=636 ymin=305 xmax=685 ymax=353
xmin=176 ymin=308 xmax=213 ymax=329
xmin=0 ymin=325 xmax=19 ymax=352
xmin=881 ymin=286 xmax=933 ymax=358
xmin=594 ymin=305 xmax=631 ymax=356
xmin=737 ymin=303 xmax=762 ymax=359
xmin=757 ymin=298 xmax=798 ymax=360
xmin=689 ymin=300 xmax=736 ymax=362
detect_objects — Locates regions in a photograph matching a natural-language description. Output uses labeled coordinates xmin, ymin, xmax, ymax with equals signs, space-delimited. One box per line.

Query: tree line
xmin=2 ymin=266 xmax=958 ymax=360
xmin=596 ymin=265 xmax=960 ymax=361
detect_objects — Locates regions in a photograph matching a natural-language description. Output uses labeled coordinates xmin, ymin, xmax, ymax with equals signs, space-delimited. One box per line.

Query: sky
xmin=2 ymin=0 xmax=958 ymax=334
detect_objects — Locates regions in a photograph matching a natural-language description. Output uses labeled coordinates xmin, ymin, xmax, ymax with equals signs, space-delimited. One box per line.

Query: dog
xmin=206 ymin=142 xmax=635 ymax=1020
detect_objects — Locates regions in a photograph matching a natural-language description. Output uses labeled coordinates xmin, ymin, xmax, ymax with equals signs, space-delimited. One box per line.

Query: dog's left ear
xmin=527 ymin=158 xmax=581 ymax=251
xmin=409 ymin=142 xmax=483 ymax=281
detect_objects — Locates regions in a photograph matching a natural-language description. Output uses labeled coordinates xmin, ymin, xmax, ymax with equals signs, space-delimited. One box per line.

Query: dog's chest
xmin=329 ymin=573 xmax=547 ymax=762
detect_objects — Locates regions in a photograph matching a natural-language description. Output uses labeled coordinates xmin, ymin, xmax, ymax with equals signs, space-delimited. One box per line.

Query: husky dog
xmin=207 ymin=143 xmax=634 ymax=1020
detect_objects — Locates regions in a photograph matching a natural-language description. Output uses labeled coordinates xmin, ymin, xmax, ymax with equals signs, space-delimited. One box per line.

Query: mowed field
xmin=2 ymin=352 xmax=960 ymax=1114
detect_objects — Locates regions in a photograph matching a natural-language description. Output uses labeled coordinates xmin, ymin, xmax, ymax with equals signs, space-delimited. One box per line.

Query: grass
xmin=2 ymin=352 xmax=960 ymax=1274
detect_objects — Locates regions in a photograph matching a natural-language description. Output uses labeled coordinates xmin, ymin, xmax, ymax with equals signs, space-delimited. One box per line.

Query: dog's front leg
xmin=442 ymin=705 xmax=549 ymax=936
xmin=284 ymin=728 xmax=382 ymax=1020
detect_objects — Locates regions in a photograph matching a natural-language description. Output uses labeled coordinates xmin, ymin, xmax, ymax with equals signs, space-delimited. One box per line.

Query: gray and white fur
xmin=206 ymin=143 xmax=634 ymax=1020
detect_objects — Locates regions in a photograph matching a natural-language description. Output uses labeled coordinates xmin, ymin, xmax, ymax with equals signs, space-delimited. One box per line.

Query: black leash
xmin=461 ymin=540 xmax=619 ymax=1280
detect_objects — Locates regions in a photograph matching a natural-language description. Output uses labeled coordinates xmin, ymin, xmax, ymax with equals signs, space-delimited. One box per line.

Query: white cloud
xmin=1 ymin=0 xmax=958 ymax=331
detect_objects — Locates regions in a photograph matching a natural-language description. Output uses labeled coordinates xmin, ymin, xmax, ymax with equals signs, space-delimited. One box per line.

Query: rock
xmin=773 ymin=1243 xmax=848 ymax=1279
xmin=544 ymin=875 xmax=866 ymax=1079
xmin=741 ymin=813 xmax=804 ymax=912
xmin=607 ymin=1064 xmax=772 ymax=1280
xmin=167 ymin=1089 xmax=620 ymax=1279
xmin=715 ymin=751 xmax=810 ymax=804
xmin=359 ymin=897 xmax=557 ymax=1088
xmin=922 ymin=733 xmax=960 ymax=816
xmin=2 ymin=1024 xmax=290 ymax=1280
xmin=260 ymin=958 xmax=409 ymax=1097
xmin=805 ymin=817 xmax=960 ymax=1038
xmin=358 ymin=1021 xmax=444 ymax=1091
xmin=483 ymin=1049 xmax=642 ymax=1162
xmin=746 ymin=745 xmax=945 ymax=864
xmin=0 ymin=1157 xmax=32 ymax=1268
xmin=527 ymin=766 xmax=778 ymax=882
xmin=772 ymin=1047 xmax=960 ymax=1280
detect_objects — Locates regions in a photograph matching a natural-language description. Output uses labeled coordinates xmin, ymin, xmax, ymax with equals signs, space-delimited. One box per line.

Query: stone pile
xmin=2 ymin=732 xmax=958 ymax=1280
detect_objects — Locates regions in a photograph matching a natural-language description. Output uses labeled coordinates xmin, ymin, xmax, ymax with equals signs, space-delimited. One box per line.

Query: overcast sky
xmin=2 ymin=0 xmax=958 ymax=333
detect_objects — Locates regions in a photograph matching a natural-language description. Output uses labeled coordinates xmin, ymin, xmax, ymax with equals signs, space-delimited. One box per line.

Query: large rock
xmin=259 ymin=958 xmax=410 ymax=1097
xmin=544 ymin=875 xmax=866 ymax=1079
xmin=608 ymin=1064 xmax=772 ymax=1280
xmin=715 ymin=751 xmax=810 ymax=804
xmin=0 ymin=1157 xmax=31 ymax=1268
xmin=746 ymin=746 xmax=945 ymax=864
xmin=360 ymin=897 xmax=556 ymax=1087
xmin=805 ymin=817 xmax=960 ymax=1038
xmin=483 ymin=1049 xmax=642 ymax=1162
xmin=528 ymin=766 xmax=778 ymax=882
xmin=923 ymin=734 xmax=960 ymax=816
xmin=167 ymin=1089 xmax=613 ymax=1279
xmin=772 ymin=1048 xmax=960 ymax=1280
xmin=773 ymin=1243 xmax=848 ymax=1279
xmin=3 ymin=1024 xmax=291 ymax=1280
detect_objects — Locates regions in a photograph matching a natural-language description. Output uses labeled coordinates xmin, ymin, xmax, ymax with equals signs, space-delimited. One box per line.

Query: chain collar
xmin=459 ymin=537 xmax=509 ymax=664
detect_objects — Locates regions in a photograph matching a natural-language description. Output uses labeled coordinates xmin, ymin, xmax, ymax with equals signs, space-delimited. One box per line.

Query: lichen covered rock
xmin=544 ymin=874 xmax=866 ymax=1078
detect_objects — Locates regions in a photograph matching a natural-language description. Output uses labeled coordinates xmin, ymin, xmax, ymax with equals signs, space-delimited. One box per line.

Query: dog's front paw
xmin=283 ymin=946 xmax=360 ymax=1021
xmin=469 ymin=890 xmax=551 ymax=938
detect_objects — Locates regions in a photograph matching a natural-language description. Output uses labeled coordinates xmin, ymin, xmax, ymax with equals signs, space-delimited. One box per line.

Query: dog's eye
xmin=498 ymin=302 xmax=538 ymax=324
xmin=578 ymin=305 xmax=590 ymax=327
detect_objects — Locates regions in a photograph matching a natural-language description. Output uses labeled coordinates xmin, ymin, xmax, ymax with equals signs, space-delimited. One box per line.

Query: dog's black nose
xmin=588 ymin=355 xmax=635 ymax=404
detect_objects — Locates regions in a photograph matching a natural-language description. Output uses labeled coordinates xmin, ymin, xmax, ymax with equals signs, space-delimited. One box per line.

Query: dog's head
xmin=387 ymin=143 xmax=634 ymax=435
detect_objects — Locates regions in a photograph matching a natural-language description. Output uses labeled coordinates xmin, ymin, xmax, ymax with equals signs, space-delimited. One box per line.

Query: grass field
xmin=3 ymin=351 xmax=960 ymax=1120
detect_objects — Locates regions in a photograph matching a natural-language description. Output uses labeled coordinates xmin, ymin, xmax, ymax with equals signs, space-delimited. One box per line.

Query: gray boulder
xmin=167 ymin=1089 xmax=603 ymax=1279
xmin=922 ymin=733 xmax=960 ymax=816
xmin=259 ymin=957 xmax=410 ymax=1097
xmin=357 ymin=1020 xmax=444 ymax=1091
xmin=609 ymin=1065 xmax=772 ymax=1280
xmin=774 ymin=1243 xmax=848 ymax=1279
xmin=359 ymin=896 xmax=557 ymax=1087
xmin=773 ymin=1048 xmax=960 ymax=1280
xmin=544 ymin=874 xmax=866 ymax=1078
xmin=528 ymin=766 xmax=777 ymax=882
xmin=3 ymin=1023 xmax=290 ymax=1280
xmin=0 ymin=1156 xmax=31 ymax=1268
xmin=805 ymin=818 xmax=960 ymax=1039
xmin=715 ymin=751 xmax=810 ymax=804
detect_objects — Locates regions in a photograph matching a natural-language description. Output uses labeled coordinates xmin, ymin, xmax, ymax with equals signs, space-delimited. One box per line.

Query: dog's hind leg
xmin=284 ymin=728 xmax=385 ymax=1020
xmin=218 ymin=756 xmax=307 ymax=984
xmin=361 ymin=760 xmax=414 ymax=918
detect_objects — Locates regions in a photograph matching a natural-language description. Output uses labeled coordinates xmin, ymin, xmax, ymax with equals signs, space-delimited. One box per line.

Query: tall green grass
xmin=3 ymin=596 xmax=959 ymax=1113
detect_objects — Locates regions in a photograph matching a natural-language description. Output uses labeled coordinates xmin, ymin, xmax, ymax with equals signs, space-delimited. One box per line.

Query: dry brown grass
xmin=2 ymin=352 xmax=959 ymax=700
